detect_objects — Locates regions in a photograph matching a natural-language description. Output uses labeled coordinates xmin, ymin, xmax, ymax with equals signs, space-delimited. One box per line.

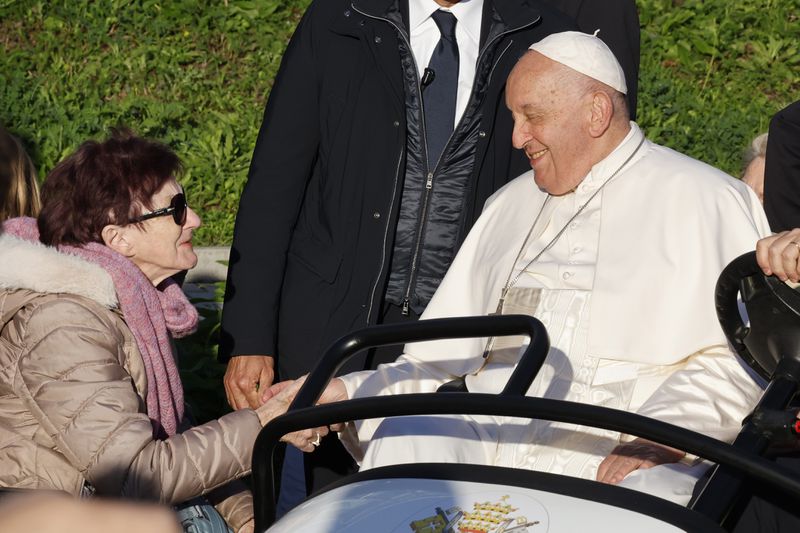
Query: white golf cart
xmin=252 ymin=252 xmax=800 ymax=532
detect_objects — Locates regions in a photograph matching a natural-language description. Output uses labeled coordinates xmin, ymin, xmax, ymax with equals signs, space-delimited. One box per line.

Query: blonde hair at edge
xmin=0 ymin=126 xmax=41 ymax=220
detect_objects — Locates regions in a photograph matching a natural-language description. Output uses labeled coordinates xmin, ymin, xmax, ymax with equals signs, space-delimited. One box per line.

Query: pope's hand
xmin=255 ymin=377 xmax=350 ymax=451
xmin=259 ymin=376 xmax=349 ymax=408
xmin=318 ymin=378 xmax=349 ymax=431
xmin=596 ymin=438 xmax=685 ymax=485
xmin=756 ymin=229 xmax=800 ymax=283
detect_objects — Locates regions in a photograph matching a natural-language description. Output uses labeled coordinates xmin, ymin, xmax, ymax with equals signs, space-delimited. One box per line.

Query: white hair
xmin=743 ymin=132 xmax=768 ymax=170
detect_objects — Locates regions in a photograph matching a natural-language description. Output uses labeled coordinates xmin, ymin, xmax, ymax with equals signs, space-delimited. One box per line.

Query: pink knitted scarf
xmin=4 ymin=217 xmax=198 ymax=437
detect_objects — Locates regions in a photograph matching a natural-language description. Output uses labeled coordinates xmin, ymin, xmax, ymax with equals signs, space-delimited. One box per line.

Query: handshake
xmin=252 ymin=373 xmax=349 ymax=453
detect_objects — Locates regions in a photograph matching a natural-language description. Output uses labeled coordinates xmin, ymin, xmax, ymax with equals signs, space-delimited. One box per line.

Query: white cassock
xmin=338 ymin=123 xmax=772 ymax=504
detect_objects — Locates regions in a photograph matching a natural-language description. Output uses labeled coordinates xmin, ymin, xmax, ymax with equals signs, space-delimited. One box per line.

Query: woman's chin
xmin=178 ymin=244 xmax=198 ymax=265
xmin=182 ymin=254 xmax=199 ymax=271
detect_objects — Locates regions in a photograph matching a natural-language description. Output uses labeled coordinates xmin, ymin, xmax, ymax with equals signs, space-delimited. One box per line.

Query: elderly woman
xmin=0 ymin=130 xmax=325 ymax=533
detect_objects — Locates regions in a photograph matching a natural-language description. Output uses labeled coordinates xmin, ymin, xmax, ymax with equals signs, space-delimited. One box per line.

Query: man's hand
xmin=224 ymin=355 xmax=275 ymax=410
xmin=756 ymin=229 xmax=800 ymax=283
xmin=596 ymin=438 xmax=686 ymax=485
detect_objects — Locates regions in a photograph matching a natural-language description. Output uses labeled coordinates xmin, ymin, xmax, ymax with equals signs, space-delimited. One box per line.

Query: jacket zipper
xmin=400 ymin=16 xmax=540 ymax=316
xmin=353 ymin=5 xmax=430 ymax=319
xmin=401 ymin=168 xmax=433 ymax=316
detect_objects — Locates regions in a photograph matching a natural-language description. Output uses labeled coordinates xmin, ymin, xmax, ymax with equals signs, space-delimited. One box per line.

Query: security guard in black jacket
xmin=219 ymin=0 xmax=638 ymax=499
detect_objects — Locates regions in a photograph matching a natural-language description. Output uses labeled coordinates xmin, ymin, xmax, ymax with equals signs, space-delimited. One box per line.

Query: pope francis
xmin=317 ymin=31 xmax=771 ymax=505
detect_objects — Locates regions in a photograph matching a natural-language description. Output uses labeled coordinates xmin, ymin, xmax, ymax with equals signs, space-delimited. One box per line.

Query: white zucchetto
xmin=528 ymin=30 xmax=627 ymax=94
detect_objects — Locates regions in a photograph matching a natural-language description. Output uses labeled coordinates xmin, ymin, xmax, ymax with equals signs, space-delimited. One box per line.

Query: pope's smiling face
xmin=506 ymin=51 xmax=595 ymax=195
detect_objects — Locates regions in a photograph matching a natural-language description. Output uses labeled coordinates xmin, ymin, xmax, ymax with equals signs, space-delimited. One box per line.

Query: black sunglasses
xmin=132 ymin=192 xmax=188 ymax=225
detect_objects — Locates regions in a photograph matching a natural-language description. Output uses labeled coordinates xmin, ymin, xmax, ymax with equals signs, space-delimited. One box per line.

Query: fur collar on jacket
xmin=0 ymin=232 xmax=118 ymax=308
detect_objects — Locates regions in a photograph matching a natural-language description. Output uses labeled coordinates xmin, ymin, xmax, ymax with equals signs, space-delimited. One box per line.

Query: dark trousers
xmin=303 ymin=302 xmax=420 ymax=494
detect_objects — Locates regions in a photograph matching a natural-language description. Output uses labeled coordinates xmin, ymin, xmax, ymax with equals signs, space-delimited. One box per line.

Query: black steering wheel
xmin=715 ymin=251 xmax=800 ymax=381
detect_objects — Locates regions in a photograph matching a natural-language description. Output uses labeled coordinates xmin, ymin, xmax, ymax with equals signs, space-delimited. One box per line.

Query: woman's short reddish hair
xmin=38 ymin=129 xmax=182 ymax=246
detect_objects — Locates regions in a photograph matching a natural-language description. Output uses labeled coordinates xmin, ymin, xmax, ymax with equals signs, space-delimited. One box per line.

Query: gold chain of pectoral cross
xmin=479 ymin=136 xmax=646 ymax=361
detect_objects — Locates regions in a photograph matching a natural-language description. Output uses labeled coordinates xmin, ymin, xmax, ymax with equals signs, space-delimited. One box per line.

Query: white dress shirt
xmin=408 ymin=0 xmax=483 ymax=126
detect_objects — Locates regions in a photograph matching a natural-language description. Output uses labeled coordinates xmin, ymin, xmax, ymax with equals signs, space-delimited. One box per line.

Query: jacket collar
xmin=488 ymin=0 xmax=542 ymax=27
xmin=350 ymin=0 xmax=541 ymax=46
xmin=0 ymin=233 xmax=118 ymax=308
xmin=350 ymin=0 xmax=409 ymax=36
xmin=351 ymin=0 xmax=403 ymax=20
xmin=480 ymin=0 xmax=542 ymax=48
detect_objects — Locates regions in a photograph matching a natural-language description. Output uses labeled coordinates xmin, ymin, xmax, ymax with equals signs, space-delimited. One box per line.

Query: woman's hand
xmin=254 ymin=376 xmax=350 ymax=452
xmin=596 ymin=438 xmax=686 ymax=484
xmin=756 ymin=229 xmax=800 ymax=283
xmin=253 ymin=378 xmax=302 ymax=426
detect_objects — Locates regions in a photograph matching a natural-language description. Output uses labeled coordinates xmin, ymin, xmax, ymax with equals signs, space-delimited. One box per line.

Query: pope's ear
xmin=101 ymin=224 xmax=135 ymax=257
xmin=587 ymin=91 xmax=614 ymax=138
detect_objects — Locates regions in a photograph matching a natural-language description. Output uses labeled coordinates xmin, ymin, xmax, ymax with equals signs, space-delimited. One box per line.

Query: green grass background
xmin=2 ymin=0 xmax=798 ymax=247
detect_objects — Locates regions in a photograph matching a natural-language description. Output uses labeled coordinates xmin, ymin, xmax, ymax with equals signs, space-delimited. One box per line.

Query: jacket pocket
xmin=287 ymin=230 xmax=342 ymax=284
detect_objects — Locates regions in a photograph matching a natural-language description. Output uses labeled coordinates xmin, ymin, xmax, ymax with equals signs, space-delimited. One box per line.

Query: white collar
xmin=577 ymin=122 xmax=644 ymax=193
xmin=408 ymin=0 xmax=483 ymax=46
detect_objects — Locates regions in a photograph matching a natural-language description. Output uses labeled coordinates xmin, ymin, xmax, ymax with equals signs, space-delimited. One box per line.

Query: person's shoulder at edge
xmin=0 ymin=235 xmax=124 ymax=362
xmin=630 ymin=139 xmax=768 ymax=233
xmin=532 ymin=1 xmax=581 ymax=31
xmin=640 ymin=139 xmax=754 ymax=195
xmin=0 ymin=232 xmax=118 ymax=307
xmin=305 ymin=0 xmax=364 ymax=23
xmin=12 ymin=296 xmax=128 ymax=386
xmin=772 ymin=99 xmax=800 ymax=125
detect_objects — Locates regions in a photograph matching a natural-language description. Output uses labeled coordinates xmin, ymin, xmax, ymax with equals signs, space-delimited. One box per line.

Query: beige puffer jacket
xmin=0 ymin=234 xmax=261 ymax=530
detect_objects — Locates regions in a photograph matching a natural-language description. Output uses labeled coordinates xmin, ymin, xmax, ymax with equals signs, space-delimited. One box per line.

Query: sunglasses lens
xmin=172 ymin=193 xmax=187 ymax=225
